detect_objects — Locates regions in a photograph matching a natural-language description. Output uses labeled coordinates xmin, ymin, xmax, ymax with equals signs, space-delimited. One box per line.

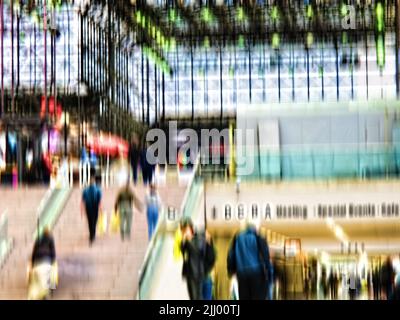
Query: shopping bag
xmin=173 ymin=228 xmax=183 ymax=261
xmin=109 ymin=210 xmax=120 ymax=234
xmin=50 ymin=262 xmax=58 ymax=289
xmin=97 ymin=211 xmax=108 ymax=236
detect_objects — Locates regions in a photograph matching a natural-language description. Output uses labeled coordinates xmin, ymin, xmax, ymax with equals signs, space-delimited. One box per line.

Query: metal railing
xmin=34 ymin=175 xmax=73 ymax=240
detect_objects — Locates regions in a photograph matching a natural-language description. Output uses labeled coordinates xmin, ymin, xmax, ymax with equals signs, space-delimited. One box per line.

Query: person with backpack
xmin=227 ymin=217 xmax=272 ymax=300
xmin=181 ymin=219 xmax=216 ymax=300
xmin=81 ymin=171 xmax=102 ymax=246
xmin=114 ymin=179 xmax=143 ymax=241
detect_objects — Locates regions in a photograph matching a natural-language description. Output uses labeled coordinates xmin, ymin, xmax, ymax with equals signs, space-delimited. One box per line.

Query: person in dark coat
xmin=381 ymin=257 xmax=395 ymax=300
xmin=129 ymin=135 xmax=140 ymax=185
xmin=180 ymin=219 xmax=216 ymax=300
xmin=81 ymin=171 xmax=102 ymax=246
xmin=372 ymin=267 xmax=381 ymax=300
xmin=140 ymin=143 xmax=155 ymax=186
xmin=31 ymin=227 xmax=56 ymax=266
xmin=227 ymin=218 xmax=272 ymax=300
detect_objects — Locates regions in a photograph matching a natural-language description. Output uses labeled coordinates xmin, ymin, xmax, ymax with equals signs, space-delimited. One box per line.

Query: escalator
xmin=138 ymin=191 xmax=310 ymax=301
xmin=0 ymin=186 xmax=72 ymax=299
xmin=138 ymin=179 xmax=204 ymax=300
xmin=34 ymin=187 xmax=72 ymax=239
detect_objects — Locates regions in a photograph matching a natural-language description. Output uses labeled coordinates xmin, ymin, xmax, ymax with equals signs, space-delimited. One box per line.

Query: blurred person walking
xmin=202 ymin=230 xmax=216 ymax=300
xmin=28 ymin=226 xmax=58 ymax=299
xmin=145 ymin=183 xmax=162 ymax=240
xmin=180 ymin=219 xmax=216 ymax=300
xmin=372 ymin=267 xmax=381 ymax=300
xmin=227 ymin=217 xmax=272 ymax=300
xmin=114 ymin=179 xmax=143 ymax=241
xmin=381 ymin=257 xmax=395 ymax=300
xmin=320 ymin=266 xmax=328 ymax=299
xmin=81 ymin=171 xmax=102 ymax=246
xmin=328 ymin=269 xmax=338 ymax=300
xmin=141 ymin=142 xmax=156 ymax=186
xmin=129 ymin=134 xmax=141 ymax=185
xmin=31 ymin=227 xmax=56 ymax=267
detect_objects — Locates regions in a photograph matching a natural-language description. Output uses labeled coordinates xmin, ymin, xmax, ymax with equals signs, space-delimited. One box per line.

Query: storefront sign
xmin=208 ymin=202 xmax=400 ymax=222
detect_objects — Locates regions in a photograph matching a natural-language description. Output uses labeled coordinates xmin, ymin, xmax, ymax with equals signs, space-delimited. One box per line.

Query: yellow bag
xmin=173 ymin=228 xmax=183 ymax=261
xmin=97 ymin=211 xmax=108 ymax=236
xmin=110 ymin=210 xmax=120 ymax=234
xmin=50 ymin=262 xmax=58 ymax=289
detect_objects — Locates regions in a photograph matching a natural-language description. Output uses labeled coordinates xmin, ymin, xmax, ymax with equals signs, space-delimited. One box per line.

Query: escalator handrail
xmin=179 ymin=154 xmax=201 ymax=217
xmin=137 ymin=154 xmax=201 ymax=299
xmin=0 ymin=210 xmax=8 ymax=242
xmin=0 ymin=210 xmax=11 ymax=268
xmin=137 ymin=180 xmax=203 ymax=299
xmin=33 ymin=187 xmax=72 ymax=240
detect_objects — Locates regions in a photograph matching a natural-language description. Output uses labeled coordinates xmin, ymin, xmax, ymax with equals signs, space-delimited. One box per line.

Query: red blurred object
xmin=41 ymin=96 xmax=62 ymax=120
xmin=87 ymin=134 xmax=129 ymax=157
xmin=42 ymin=153 xmax=52 ymax=173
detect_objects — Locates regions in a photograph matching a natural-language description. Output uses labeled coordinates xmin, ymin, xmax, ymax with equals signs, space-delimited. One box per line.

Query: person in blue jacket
xmin=227 ymin=217 xmax=272 ymax=300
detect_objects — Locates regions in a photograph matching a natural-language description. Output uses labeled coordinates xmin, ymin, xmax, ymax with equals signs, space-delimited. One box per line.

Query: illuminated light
xmin=170 ymin=38 xmax=176 ymax=50
xmin=237 ymin=7 xmax=245 ymax=22
xmin=306 ymin=32 xmax=314 ymax=48
xmin=326 ymin=218 xmax=334 ymax=228
xmin=376 ymin=34 xmax=385 ymax=69
xmin=342 ymin=32 xmax=348 ymax=45
xmin=271 ymin=6 xmax=279 ymax=20
xmin=32 ymin=10 xmax=40 ymax=24
xmin=14 ymin=1 xmax=21 ymax=12
xmin=334 ymin=227 xmax=345 ymax=240
xmin=203 ymin=37 xmax=210 ymax=48
xmin=238 ymin=35 xmax=245 ymax=48
xmin=156 ymin=31 xmax=161 ymax=45
xmin=320 ymin=251 xmax=330 ymax=264
xmin=229 ymin=67 xmax=235 ymax=78
xmin=141 ymin=16 xmax=146 ymax=29
xmin=8 ymin=132 xmax=17 ymax=151
xmin=272 ymin=33 xmax=280 ymax=49
xmin=307 ymin=5 xmax=313 ymax=19
xmin=136 ymin=11 xmax=141 ymax=24
xmin=201 ymin=7 xmax=213 ymax=24
xmin=376 ymin=3 xmax=384 ymax=32
xmin=60 ymin=112 xmax=70 ymax=126
xmin=169 ymin=9 xmax=177 ymax=23
xmin=318 ymin=66 xmax=324 ymax=77
xmin=340 ymin=4 xmax=348 ymax=17
xmin=163 ymin=40 xmax=170 ymax=52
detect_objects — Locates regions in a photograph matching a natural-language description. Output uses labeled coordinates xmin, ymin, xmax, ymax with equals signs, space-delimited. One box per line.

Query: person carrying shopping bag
xmin=114 ymin=179 xmax=143 ymax=241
